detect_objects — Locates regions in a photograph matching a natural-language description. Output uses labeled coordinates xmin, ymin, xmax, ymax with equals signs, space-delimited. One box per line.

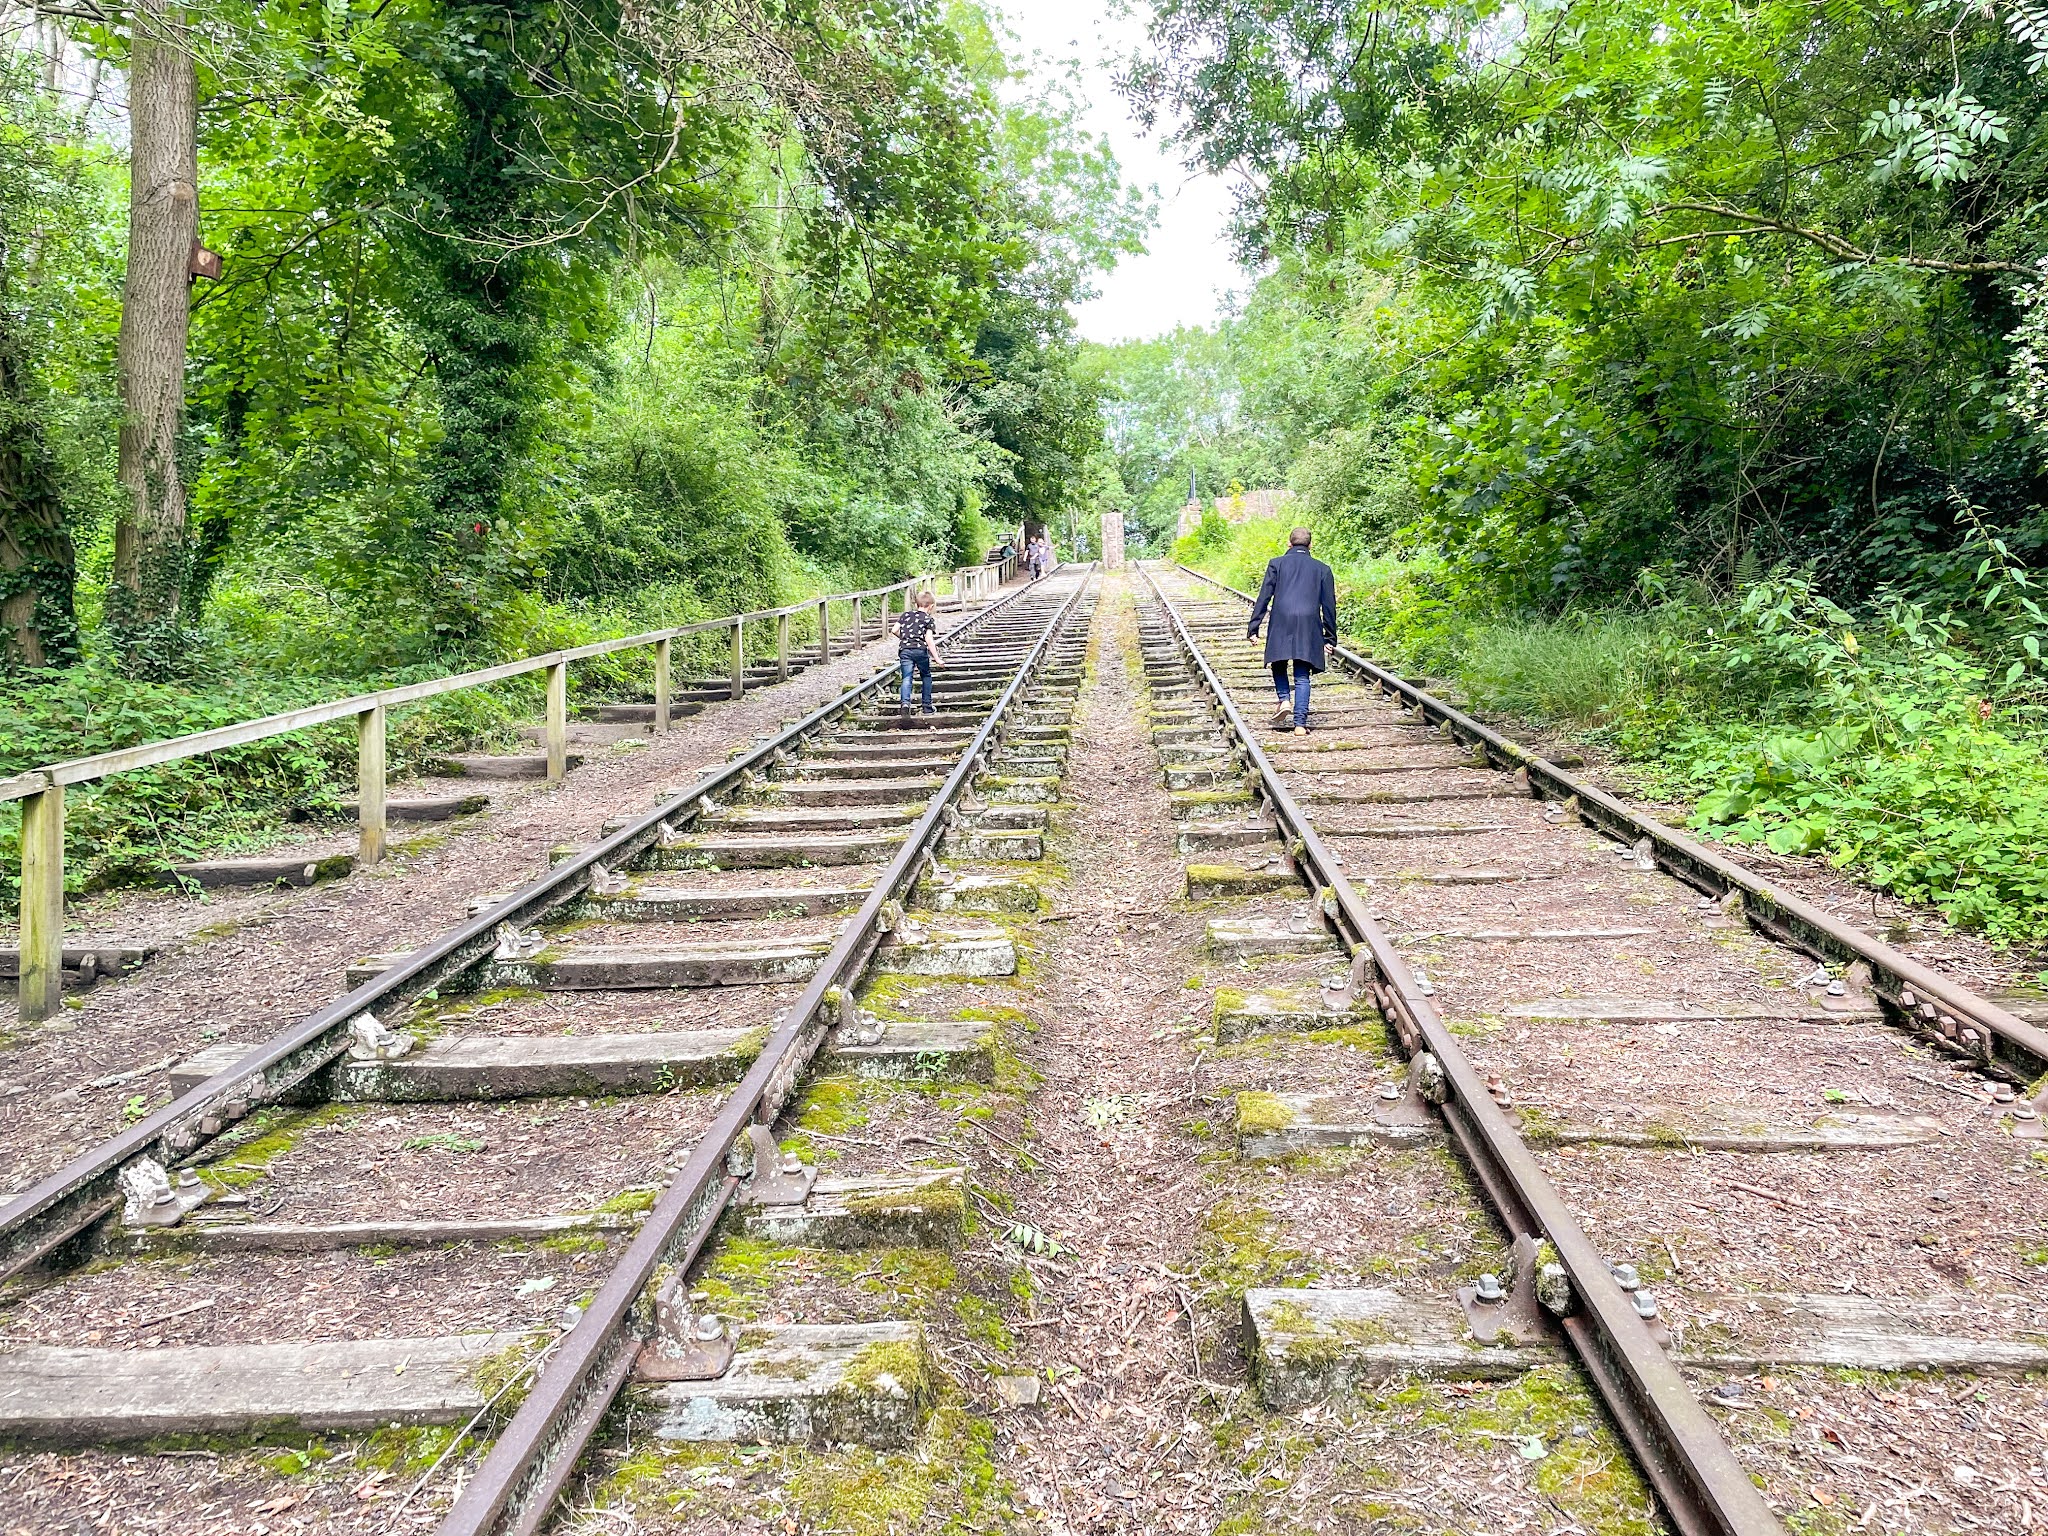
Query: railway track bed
xmin=0 ymin=571 xmax=1094 ymax=1530
xmin=0 ymin=564 xmax=2044 ymax=1535
xmin=1135 ymin=567 xmax=2048 ymax=1536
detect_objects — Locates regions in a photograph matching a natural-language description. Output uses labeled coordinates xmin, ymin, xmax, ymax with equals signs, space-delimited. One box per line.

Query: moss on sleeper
xmin=1235 ymin=1091 xmax=1297 ymax=1136
xmin=1262 ymin=1298 xmax=1397 ymax=1369
xmin=837 ymin=1337 xmax=931 ymax=1400
xmin=1301 ymin=1020 xmax=1391 ymax=1054
xmin=846 ymin=1180 xmax=967 ymax=1227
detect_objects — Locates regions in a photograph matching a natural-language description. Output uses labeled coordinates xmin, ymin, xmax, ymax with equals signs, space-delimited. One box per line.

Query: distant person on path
xmin=1246 ymin=526 xmax=1338 ymax=735
xmin=1032 ymin=535 xmax=1054 ymax=578
xmin=889 ymin=588 xmax=943 ymax=715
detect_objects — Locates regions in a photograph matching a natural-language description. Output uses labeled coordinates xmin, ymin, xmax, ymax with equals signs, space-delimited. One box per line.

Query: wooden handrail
xmin=1 ymin=580 xmax=924 ymax=803
xmin=4 ymin=573 xmax=941 ymax=1022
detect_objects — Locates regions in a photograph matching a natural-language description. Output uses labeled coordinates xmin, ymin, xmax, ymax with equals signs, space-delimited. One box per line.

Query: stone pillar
xmin=1100 ymin=510 xmax=1126 ymax=570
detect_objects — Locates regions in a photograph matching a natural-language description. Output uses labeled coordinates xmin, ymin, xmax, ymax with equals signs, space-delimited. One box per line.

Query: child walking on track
xmin=889 ymin=588 xmax=943 ymax=715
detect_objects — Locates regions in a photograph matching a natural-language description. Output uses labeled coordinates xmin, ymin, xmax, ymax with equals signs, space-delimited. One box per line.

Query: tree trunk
xmin=108 ymin=0 xmax=196 ymax=672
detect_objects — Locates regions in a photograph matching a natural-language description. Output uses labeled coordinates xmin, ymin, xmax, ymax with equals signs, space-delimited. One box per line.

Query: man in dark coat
xmin=1246 ymin=527 xmax=1338 ymax=734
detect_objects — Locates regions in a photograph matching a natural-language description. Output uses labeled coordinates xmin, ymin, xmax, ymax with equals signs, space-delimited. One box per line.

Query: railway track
xmin=0 ymin=567 xmax=1096 ymax=1531
xmin=1 ymin=560 xmax=2042 ymax=1536
xmin=1136 ymin=564 xmax=2047 ymax=1536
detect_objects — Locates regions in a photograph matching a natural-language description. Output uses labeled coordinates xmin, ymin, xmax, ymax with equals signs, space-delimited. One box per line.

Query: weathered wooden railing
xmin=1 ymin=576 xmax=943 ymax=1023
xmin=953 ymin=549 xmax=1018 ymax=601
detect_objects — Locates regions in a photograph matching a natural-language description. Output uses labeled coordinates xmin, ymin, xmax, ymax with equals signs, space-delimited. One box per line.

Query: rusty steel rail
xmin=1142 ymin=566 xmax=1783 ymax=1536
xmin=1175 ymin=563 xmax=2048 ymax=1084
xmin=0 ymin=576 xmax=1052 ymax=1286
xmin=435 ymin=568 xmax=1097 ymax=1536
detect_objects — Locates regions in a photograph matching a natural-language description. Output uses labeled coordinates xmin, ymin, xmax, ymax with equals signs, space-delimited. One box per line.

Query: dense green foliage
xmin=0 ymin=1 xmax=1146 ymax=891
xmin=1129 ymin=0 xmax=2048 ymax=600
xmin=1114 ymin=0 xmax=2048 ymax=943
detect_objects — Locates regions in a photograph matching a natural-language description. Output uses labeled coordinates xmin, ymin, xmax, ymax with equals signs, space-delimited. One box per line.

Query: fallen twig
xmin=136 ymin=1296 xmax=214 ymax=1330
xmin=1177 ymin=1284 xmax=1203 ymax=1381
xmin=87 ymin=1055 xmax=178 ymax=1091
xmin=1712 ymin=1175 xmax=1808 ymax=1210
xmin=1901 ymin=1071 xmax=1991 ymax=1104
xmin=962 ymin=1117 xmax=1036 ymax=1159
xmin=390 ymin=1338 xmax=557 ymax=1519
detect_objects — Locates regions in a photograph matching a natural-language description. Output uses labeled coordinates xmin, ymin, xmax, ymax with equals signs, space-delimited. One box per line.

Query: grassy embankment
xmin=1178 ymin=514 xmax=2048 ymax=953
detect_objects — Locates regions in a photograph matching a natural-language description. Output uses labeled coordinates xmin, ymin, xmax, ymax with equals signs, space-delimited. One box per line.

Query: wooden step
xmin=166 ymin=853 xmax=353 ymax=890
xmin=1213 ymin=983 xmax=1372 ymax=1041
xmin=128 ymin=1170 xmax=964 ymax=1256
xmin=336 ymin=793 xmax=489 ymax=822
xmin=1505 ymin=996 xmax=1881 ymax=1026
xmin=573 ymin=882 xmax=871 ymax=922
xmin=645 ymin=830 xmax=909 ymax=869
xmin=760 ymin=778 xmax=945 ymax=806
xmin=1206 ymin=915 xmax=1337 ymax=960
xmin=346 ymin=925 xmax=1016 ymax=991
xmin=1177 ymin=820 xmax=1278 ymax=854
xmin=174 ymin=1016 xmax=998 ymax=1102
xmin=1244 ymin=1287 xmax=2048 ymax=1411
xmin=638 ymin=1323 xmax=931 ymax=1446
xmin=1186 ymin=861 xmax=1298 ymax=901
xmin=437 ymin=752 xmax=583 ymax=779
xmin=1236 ymin=1089 xmax=1440 ymax=1159
xmin=0 ymin=944 xmax=153 ymax=988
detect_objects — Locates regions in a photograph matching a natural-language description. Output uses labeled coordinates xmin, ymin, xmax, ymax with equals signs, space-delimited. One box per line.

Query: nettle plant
xmin=1689 ymin=560 xmax=2048 ymax=942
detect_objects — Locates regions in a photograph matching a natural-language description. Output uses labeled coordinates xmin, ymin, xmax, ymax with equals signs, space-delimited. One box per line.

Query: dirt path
xmin=986 ymin=573 xmax=1232 ymax=1530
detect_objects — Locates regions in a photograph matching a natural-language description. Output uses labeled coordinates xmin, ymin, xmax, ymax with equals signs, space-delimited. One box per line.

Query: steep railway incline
xmin=0 ymin=563 xmax=2043 ymax=1536
xmin=1140 ymin=565 xmax=2047 ymax=1535
xmin=0 ymin=570 xmax=1096 ymax=1531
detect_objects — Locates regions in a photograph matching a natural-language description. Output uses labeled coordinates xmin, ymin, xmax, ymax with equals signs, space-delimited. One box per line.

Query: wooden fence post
xmin=357 ymin=704 xmax=387 ymax=865
xmin=654 ymin=637 xmax=672 ymax=733
xmin=18 ymin=784 xmax=64 ymax=1022
xmin=729 ymin=619 xmax=745 ymax=700
xmin=776 ymin=612 xmax=791 ymax=681
xmin=817 ymin=599 xmax=830 ymax=663
xmin=852 ymin=596 xmax=863 ymax=648
xmin=545 ymin=660 xmax=568 ymax=782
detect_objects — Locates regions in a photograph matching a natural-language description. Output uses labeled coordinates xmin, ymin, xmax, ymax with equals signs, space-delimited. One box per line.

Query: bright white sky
xmin=994 ymin=0 xmax=1246 ymax=345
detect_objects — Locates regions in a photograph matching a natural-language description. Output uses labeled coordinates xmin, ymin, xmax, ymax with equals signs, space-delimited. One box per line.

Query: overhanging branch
xmin=1649 ymin=201 xmax=2036 ymax=276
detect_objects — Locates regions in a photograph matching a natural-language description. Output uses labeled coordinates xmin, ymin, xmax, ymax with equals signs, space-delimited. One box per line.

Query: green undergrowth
xmin=0 ymin=566 xmax=893 ymax=904
xmin=1183 ymin=523 xmax=2048 ymax=949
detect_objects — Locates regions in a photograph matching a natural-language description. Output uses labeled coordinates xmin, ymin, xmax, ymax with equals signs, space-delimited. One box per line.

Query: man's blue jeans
xmin=1272 ymin=660 xmax=1311 ymax=727
xmin=900 ymin=650 xmax=933 ymax=710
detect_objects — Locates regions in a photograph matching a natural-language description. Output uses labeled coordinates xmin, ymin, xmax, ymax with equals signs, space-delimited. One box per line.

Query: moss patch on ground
xmin=593 ymin=1402 xmax=1012 ymax=1535
xmin=193 ymin=1103 xmax=363 ymax=1189
xmin=1197 ymin=1196 xmax=1315 ymax=1298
